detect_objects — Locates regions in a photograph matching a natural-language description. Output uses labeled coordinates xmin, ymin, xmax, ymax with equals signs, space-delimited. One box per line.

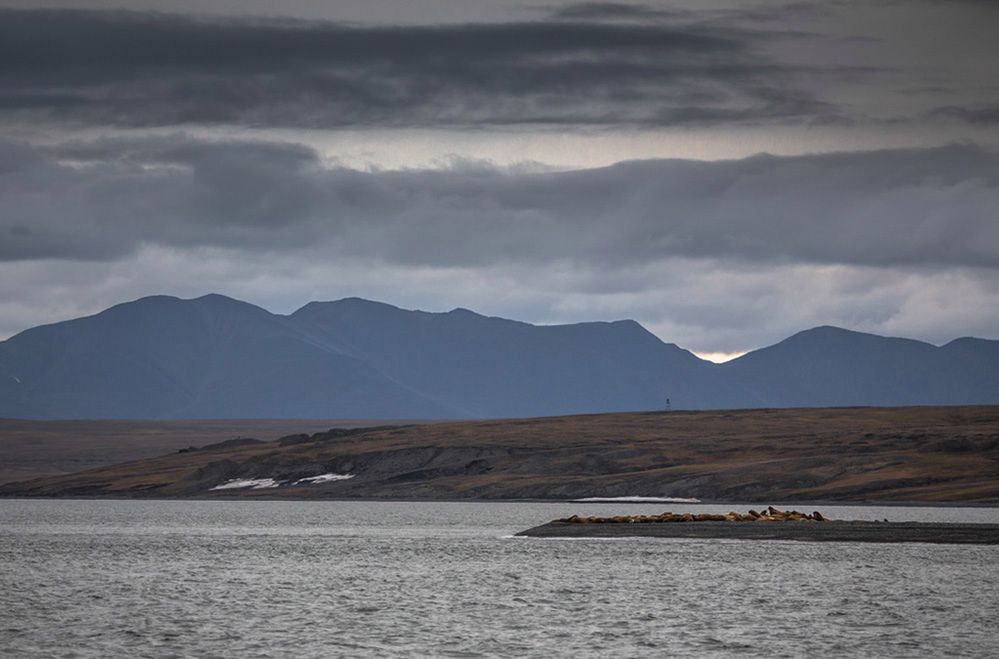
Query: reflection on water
xmin=2 ymin=500 xmax=998 ymax=657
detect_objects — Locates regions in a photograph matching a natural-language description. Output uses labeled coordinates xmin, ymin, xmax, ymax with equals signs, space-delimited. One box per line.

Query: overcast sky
xmin=1 ymin=1 xmax=997 ymax=358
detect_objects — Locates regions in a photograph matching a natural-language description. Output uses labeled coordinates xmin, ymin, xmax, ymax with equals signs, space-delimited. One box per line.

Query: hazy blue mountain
xmin=0 ymin=295 xmax=454 ymax=419
xmin=291 ymin=298 xmax=735 ymax=416
xmin=719 ymin=326 xmax=999 ymax=407
xmin=0 ymin=296 xmax=995 ymax=419
xmin=940 ymin=337 xmax=999 ymax=402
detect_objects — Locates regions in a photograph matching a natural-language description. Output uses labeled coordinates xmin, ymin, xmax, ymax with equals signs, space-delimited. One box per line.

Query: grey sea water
xmin=2 ymin=500 xmax=998 ymax=658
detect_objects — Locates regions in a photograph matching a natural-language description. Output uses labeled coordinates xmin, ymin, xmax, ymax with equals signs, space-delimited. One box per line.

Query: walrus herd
xmin=522 ymin=507 xmax=999 ymax=543
xmin=557 ymin=506 xmax=830 ymax=524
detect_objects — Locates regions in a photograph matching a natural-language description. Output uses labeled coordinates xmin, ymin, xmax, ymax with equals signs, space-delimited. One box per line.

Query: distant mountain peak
xmin=785 ymin=325 xmax=913 ymax=344
xmin=447 ymin=307 xmax=481 ymax=316
xmin=106 ymin=293 xmax=257 ymax=313
xmin=192 ymin=293 xmax=242 ymax=305
xmin=796 ymin=325 xmax=859 ymax=336
xmin=293 ymin=297 xmax=404 ymax=315
xmin=945 ymin=336 xmax=999 ymax=347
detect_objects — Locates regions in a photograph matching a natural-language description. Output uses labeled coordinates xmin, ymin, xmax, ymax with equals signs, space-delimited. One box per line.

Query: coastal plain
xmin=0 ymin=418 xmax=398 ymax=485
xmin=3 ymin=405 xmax=998 ymax=502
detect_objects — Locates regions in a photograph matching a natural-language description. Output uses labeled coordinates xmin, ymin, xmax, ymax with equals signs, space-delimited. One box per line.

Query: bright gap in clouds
xmin=30 ymin=123 xmax=992 ymax=173
xmin=692 ymin=351 xmax=747 ymax=364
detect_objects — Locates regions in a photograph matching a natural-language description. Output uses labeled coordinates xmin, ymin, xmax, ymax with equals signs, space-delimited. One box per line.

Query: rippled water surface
xmin=2 ymin=500 xmax=998 ymax=657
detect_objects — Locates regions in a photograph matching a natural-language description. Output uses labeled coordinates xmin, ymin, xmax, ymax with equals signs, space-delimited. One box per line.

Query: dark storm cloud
xmin=0 ymin=8 xmax=842 ymax=129
xmin=551 ymin=2 xmax=827 ymax=29
xmin=3 ymin=135 xmax=997 ymax=269
xmin=550 ymin=1 xmax=824 ymax=22
xmin=930 ymin=104 xmax=999 ymax=125
xmin=550 ymin=2 xmax=689 ymax=21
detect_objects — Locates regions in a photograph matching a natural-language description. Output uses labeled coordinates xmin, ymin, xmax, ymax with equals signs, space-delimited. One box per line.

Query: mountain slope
xmin=0 ymin=295 xmax=456 ymax=419
xmin=941 ymin=337 xmax=999 ymax=402
xmin=718 ymin=326 xmax=999 ymax=407
xmin=291 ymin=298 xmax=730 ymax=416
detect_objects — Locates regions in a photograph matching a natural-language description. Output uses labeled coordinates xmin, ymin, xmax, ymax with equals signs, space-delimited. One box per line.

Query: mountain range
xmin=0 ymin=294 xmax=996 ymax=419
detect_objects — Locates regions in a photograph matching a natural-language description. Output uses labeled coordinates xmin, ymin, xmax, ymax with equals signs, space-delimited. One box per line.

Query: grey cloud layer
xmin=3 ymin=136 xmax=997 ymax=269
xmin=0 ymin=8 xmax=840 ymax=129
xmin=931 ymin=105 xmax=999 ymax=126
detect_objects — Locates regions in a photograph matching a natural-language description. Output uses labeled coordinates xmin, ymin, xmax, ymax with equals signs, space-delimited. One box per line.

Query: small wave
xmin=572 ymin=496 xmax=701 ymax=503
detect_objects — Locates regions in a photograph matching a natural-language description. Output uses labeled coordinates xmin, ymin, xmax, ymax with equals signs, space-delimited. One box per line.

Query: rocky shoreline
xmin=558 ymin=506 xmax=829 ymax=524
xmin=517 ymin=508 xmax=999 ymax=544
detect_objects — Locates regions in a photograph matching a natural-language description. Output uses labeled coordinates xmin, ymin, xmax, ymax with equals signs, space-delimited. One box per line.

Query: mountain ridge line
xmin=1 ymin=293 xmax=996 ymax=419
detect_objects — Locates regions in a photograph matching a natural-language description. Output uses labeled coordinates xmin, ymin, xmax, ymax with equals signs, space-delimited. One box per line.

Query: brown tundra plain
xmin=3 ymin=406 xmax=998 ymax=502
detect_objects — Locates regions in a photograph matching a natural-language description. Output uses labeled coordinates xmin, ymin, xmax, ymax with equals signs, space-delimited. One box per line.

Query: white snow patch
xmin=294 ymin=473 xmax=355 ymax=485
xmin=572 ymin=496 xmax=702 ymax=503
xmin=210 ymin=478 xmax=283 ymax=490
